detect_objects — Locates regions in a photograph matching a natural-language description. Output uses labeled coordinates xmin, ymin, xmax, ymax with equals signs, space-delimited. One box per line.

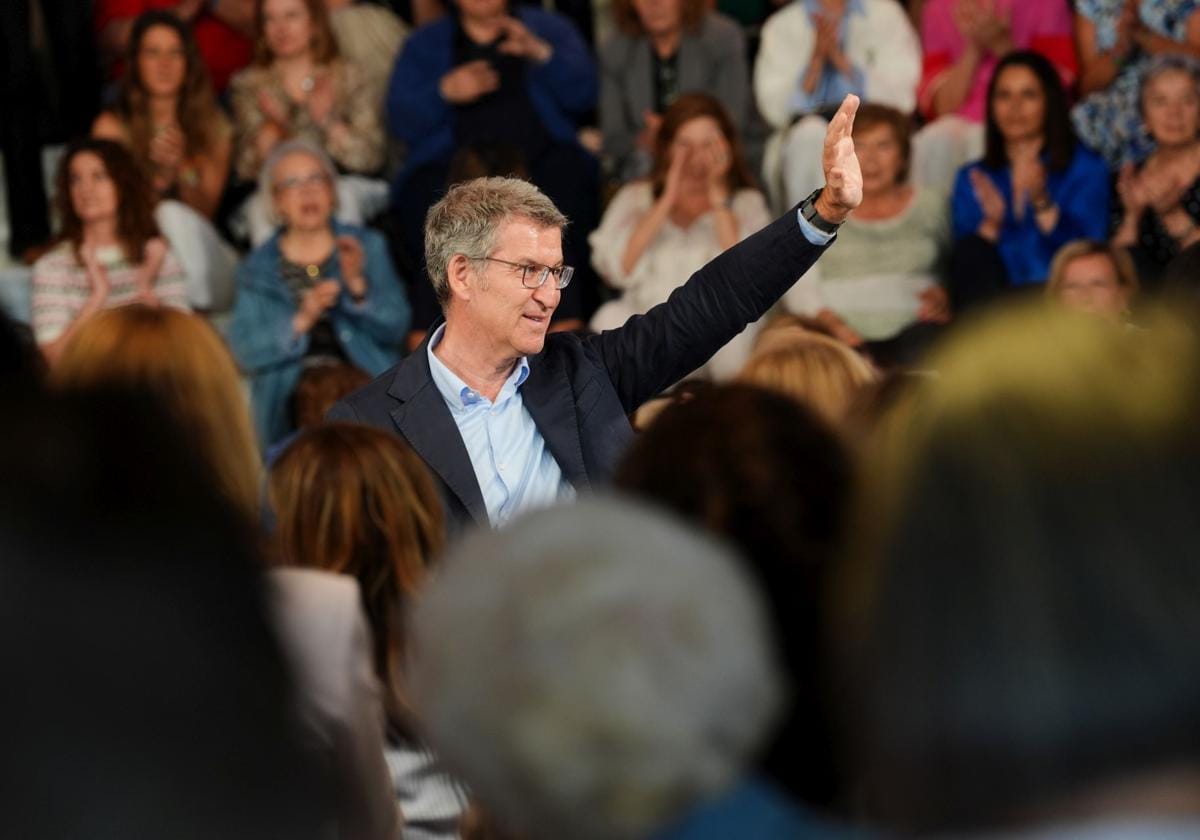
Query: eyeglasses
xmin=274 ymin=172 xmax=329 ymax=192
xmin=475 ymin=257 xmax=574 ymax=290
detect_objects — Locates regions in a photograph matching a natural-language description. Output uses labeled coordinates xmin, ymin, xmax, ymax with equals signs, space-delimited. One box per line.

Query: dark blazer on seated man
xmin=329 ymin=96 xmax=863 ymax=536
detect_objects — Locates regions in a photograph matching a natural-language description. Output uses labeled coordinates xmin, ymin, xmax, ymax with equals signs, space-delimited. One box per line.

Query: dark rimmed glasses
xmin=475 ymin=256 xmax=574 ymax=290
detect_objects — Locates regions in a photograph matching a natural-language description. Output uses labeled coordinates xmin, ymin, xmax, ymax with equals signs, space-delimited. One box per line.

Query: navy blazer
xmin=328 ymin=208 xmax=828 ymax=535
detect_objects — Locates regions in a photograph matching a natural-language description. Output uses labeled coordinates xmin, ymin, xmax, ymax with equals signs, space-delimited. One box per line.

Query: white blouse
xmin=589 ymin=182 xmax=772 ymax=316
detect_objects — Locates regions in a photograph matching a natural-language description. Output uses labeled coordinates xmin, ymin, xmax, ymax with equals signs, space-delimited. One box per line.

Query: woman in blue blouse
xmin=229 ymin=140 xmax=411 ymax=446
xmin=950 ymin=51 xmax=1110 ymax=311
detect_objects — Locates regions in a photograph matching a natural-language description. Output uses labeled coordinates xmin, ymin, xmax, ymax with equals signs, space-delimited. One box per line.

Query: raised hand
xmin=497 ymin=17 xmax=553 ymax=63
xmin=815 ymin=94 xmax=862 ymax=222
xmin=81 ymin=245 xmax=112 ymax=305
xmin=257 ymin=88 xmax=290 ymax=127
xmin=336 ymin=235 xmax=368 ymax=300
xmin=702 ymin=136 xmax=733 ymax=209
xmin=439 ymin=60 xmax=500 ymax=104
xmin=293 ymin=279 xmax=342 ymax=335
xmin=970 ymin=167 xmax=1006 ymax=241
xmin=307 ymin=72 xmax=336 ymax=128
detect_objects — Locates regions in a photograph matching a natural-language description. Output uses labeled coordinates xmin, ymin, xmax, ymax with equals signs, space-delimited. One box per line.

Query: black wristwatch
xmin=800 ymin=188 xmax=842 ymax=235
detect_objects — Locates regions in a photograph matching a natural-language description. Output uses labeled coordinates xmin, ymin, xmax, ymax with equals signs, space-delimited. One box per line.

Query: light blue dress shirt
xmin=425 ymin=212 xmax=831 ymax=526
xmin=789 ymin=0 xmax=867 ymax=116
xmin=427 ymin=325 xmax=576 ymax=526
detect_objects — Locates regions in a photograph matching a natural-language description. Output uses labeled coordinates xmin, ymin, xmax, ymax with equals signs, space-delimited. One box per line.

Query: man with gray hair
xmin=330 ymin=95 xmax=863 ymax=533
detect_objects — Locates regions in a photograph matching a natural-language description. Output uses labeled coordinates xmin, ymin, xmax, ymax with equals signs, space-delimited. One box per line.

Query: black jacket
xmin=328 ymin=207 xmax=828 ymax=535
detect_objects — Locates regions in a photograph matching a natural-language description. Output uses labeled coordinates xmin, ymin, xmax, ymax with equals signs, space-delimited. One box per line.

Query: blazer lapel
xmin=387 ymin=344 xmax=489 ymax=527
xmin=521 ymin=352 xmax=591 ymax=492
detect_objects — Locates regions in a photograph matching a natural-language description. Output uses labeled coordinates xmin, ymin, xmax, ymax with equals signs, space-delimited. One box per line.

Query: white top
xmin=753 ymin=0 xmax=921 ymax=130
xmin=589 ymin=182 xmax=772 ymax=316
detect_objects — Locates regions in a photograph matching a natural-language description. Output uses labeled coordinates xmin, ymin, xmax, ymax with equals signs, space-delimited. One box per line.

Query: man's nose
xmin=532 ymin=280 xmax=560 ymax=308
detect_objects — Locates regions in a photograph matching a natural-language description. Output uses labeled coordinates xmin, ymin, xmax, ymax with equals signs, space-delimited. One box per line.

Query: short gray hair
xmin=408 ymin=497 xmax=783 ymax=840
xmin=260 ymin=139 xmax=339 ymax=225
xmin=424 ymin=177 xmax=568 ymax=309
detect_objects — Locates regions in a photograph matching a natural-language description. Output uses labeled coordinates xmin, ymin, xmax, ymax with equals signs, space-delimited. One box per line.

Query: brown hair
xmin=853 ymin=103 xmax=914 ymax=185
xmin=291 ymin=364 xmax=371 ymax=430
xmin=117 ymin=11 xmax=227 ymax=164
xmin=254 ymin=0 xmax=340 ymax=66
xmin=650 ymin=93 xmax=757 ymax=199
xmin=54 ymin=138 xmax=161 ymax=265
xmin=611 ymin=0 xmax=706 ymax=37
xmin=738 ymin=331 xmax=879 ymax=425
xmin=268 ymin=424 xmax=445 ymax=737
xmin=1045 ymin=239 xmax=1140 ymax=300
xmin=52 ymin=306 xmax=262 ymax=516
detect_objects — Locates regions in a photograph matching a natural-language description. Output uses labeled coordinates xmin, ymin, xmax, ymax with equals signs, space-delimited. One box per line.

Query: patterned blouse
xmin=31 ymin=242 xmax=190 ymax=344
xmin=229 ymin=59 xmax=385 ymax=181
xmin=1072 ymin=0 xmax=1200 ymax=166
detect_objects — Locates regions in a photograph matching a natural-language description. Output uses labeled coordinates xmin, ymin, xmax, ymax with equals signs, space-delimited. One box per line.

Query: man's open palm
xmin=820 ymin=94 xmax=863 ymax=220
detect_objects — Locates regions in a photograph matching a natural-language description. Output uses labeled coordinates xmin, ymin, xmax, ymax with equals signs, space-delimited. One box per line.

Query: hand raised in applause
xmin=337 ymin=235 xmax=368 ymax=300
xmin=439 ymin=60 xmax=500 ymax=104
xmin=970 ymin=168 xmax=1006 ymax=242
xmin=293 ymin=279 xmax=341 ymax=335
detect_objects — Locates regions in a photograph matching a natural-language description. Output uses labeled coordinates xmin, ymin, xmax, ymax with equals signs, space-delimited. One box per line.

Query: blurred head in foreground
xmin=842 ymin=303 xmax=1200 ymax=834
xmin=0 ymin=388 xmax=324 ymax=839
xmin=409 ymin=498 xmax=782 ymax=840
xmin=52 ymin=305 xmax=261 ymax=514
xmin=738 ymin=330 xmax=878 ymax=425
xmin=269 ymin=422 xmax=445 ymax=737
xmin=616 ymin=384 xmax=850 ymax=806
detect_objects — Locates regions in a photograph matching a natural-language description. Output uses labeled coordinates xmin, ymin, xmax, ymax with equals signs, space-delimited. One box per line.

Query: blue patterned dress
xmin=1072 ymin=0 xmax=1200 ymax=166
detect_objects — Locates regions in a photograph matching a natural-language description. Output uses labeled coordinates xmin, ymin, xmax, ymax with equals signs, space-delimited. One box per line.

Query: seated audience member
xmin=93 ymin=11 xmax=238 ymax=312
xmin=1074 ymin=0 xmax=1200 ymax=167
xmin=755 ymin=0 xmax=920 ymax=207
xmin=950 ymin=51 xmax=1109 ymax=311
xmin=231 ymin=0 xmax=387 ymax=244
xmin=615 ymin=385 xmax=851 ymax=812
xmin=324 ymin=0 xmax=410 ymax=109
xmin=738 ymin=329 xmax=879 ymax=425
xmin=94 ymin=0 xmax=255 ymax=92
xmin=589 ymin=93 xmax=770 ymax=379
xmin=1112 ymin=57 xmax=1200 ymax=290
xmin=0 ymin=389 xmax=330 ymax=840
xmin=841 ymin=303 xmax=1200 ymax=836
xmin=599 ymin=0 xmax=750 ymax=182
xmin=784 ymin=104 xmax=950 ymax=364
xmin=386 ymin=0 xmax=600 ymax=339
xmin=53 ymin=305 xmax=261 ymax=515
xmin=31 ymin=139 xmax=189 ymax=363
xmin=229 ymin=141 xmax=411 ymax=447
xmin=270 ymin=423 xmax=469 ymax=839
xmin=1046 ymin=239 xmax=1139 ymax=323
xmin=408 ymin=498 xmax=832 ymax=839
xmin=912 ymin=0 xmax=1076 ymax=194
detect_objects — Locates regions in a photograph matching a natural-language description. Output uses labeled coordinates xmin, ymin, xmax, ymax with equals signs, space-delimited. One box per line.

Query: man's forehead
xmin=493 ymin=215 xmax=563 ymax=262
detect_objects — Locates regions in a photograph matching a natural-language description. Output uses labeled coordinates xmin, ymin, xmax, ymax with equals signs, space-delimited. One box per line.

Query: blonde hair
xmin=739 ymin=331 xmax=878 ymax=424
xmin=1045 ymin=240 xmax=1140 ymax=300
xmin=268 ymin=423 xmax=445 ymax=735
xmin=53 ymin=306 xmax=261 ymax=515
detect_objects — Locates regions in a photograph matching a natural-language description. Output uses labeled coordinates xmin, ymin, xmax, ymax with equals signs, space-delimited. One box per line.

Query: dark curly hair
xmin=116 ymin=11 xmax=226 ymax=166
xmin=54 ymin=138 xmax=161 ymax=265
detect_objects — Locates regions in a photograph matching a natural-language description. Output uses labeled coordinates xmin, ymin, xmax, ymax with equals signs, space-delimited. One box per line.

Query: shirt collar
xmin=426 ymin=323 xmax=530 ymax=410
xmin=802 ymin=0 xmax=865 ymax=17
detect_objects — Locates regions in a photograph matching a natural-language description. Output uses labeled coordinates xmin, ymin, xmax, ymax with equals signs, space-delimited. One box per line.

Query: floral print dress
xmin=1072 ymin=0 xmax=1200 ymax=167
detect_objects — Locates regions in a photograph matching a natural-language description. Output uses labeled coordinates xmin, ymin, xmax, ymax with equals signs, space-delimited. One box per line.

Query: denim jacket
xmin=228 ymin=222 xmax=411 ymax=446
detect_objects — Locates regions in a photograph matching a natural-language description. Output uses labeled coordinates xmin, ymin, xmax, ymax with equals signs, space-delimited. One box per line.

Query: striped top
xmin=31 ymin=242 xmax=190 ymax=344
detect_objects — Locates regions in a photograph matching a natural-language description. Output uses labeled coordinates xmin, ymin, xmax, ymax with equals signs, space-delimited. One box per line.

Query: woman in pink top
xmin=911 ymin=0 xmax=1078 ymax=193
xmin=31 ymin=139 xmax=189 ymax=363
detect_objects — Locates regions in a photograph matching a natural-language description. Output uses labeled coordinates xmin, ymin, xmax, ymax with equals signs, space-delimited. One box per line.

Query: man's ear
xmin=446 ymin=254 xmax=475 ymax=303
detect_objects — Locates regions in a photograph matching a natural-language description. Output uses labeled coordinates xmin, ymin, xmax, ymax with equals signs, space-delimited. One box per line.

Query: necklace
xmin=300 ymin=75 xmax=315 ymax=94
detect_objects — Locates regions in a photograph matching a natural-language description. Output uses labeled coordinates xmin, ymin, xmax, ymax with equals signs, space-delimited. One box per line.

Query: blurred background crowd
xmin=5 ymin=0 xmax=1200 ymax=838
